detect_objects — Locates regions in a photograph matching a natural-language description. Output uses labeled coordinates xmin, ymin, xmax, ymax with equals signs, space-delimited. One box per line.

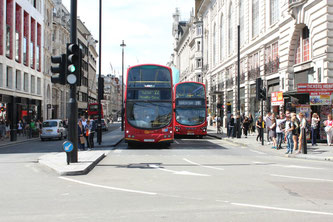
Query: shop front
xmin=271 ymin=91 xmax=284 ymax=115
xmin=266 ymin=78 xmax=280 ymax=113
xmin=226 ymin=90 xmax=233 ymax=118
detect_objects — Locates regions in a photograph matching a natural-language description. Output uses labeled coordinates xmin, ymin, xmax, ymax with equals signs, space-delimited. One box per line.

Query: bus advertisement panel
xmin=174 ymin=82 xmax=207 ymax=137
xmin=124 ymin=64 xmax=174 ymax=146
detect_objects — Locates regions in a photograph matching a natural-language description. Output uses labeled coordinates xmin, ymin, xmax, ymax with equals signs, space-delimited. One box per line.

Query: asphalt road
xmin=0 ymin=131 xmax=333 ymax=222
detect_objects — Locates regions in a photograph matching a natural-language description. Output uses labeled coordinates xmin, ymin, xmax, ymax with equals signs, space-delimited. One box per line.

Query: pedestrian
xmin=0 ymin=121 xmax=5 ymax=141
xmin=213 ymin=115 xmax=216 ymax=127
xmin=270 ymin=116 xmax=277 ymax=149
xmin=78 ymin=120 xmax=85 ymax=150
xmin=324 ymin=114 xmax=333 ymax=146
xmin=311 ymin=113 xmax=320 ymax=146
xmin=242 ymin=116 xmax=250 ymax=138
xmin=276 ymin=114 xmax=286 ymax=149
xmin=5 ymin=121 xmax=10 ymax=139
xmin=81 ymin=116 xmax=87 ymax=128
xmin=291 ymin=114 xmax=299 ymax=152
xmin=86 ymin=119 xmax=95 ymax=149
xmin=296 ymin=112 xmax=306 ymax=153
xmin=248 ymin=113 xmax=254 ymax=135
xmin=17 ymin=120 xmax=23 ymax=136
xmin=256 ymin=116 xmax=263 ymax=142
xmin=236 ymin=113 xmax=241 ymax=138
xmin=228 ymin=114 xmax=235 ymax=138
xmin=265 ymin=112 xmax=272 ymax=144
xmin=284 ymin=115 xmax=294 ymax=154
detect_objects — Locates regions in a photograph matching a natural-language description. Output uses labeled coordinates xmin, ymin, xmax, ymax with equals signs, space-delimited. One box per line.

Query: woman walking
xmin=242 ymin=117 xmax=250 ymax=138
xmin=270 ymin=117 xmax=277 ymax=149
xmin=291 ymin=114 xmax=299 ymax=152
xmin=248 ymin=113 xmax=254 ymax=135
xmin=78 ymin=120 xmax=86 ymax=150
xmin=311 ymin=113 xmax=320 ymax=146
xmin=256 ymin=116 xmax=263 ymax=142
xmin=324 ymin=114 xmax=333 ymax=146
xmin=296 ymin=112 xmax=306 ymax=153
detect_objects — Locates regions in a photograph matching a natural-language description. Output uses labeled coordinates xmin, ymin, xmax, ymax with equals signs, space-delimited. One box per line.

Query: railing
xmin=264 ymin=57 xmax=279 ymax=75
xmin=248 ymin=67 xmax=260 ymax=80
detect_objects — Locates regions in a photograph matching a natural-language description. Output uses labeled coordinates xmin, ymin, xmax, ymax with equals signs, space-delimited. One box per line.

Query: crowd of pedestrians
xmin=224 ymin=110 xmax=332 ymax=154
xmin=0 ymin=118 xmax=43 ymax=141
xmin=77 ymin=116 xmax=96 ymax=151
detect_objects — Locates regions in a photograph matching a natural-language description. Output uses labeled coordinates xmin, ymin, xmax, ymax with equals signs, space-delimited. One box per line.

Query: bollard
xmin=302 ymin=128 xmax=307 ymax=154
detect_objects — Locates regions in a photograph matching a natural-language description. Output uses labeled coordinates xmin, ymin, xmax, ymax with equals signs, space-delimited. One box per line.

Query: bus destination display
xmin=177 ymin=100 xmax=203 ymax=106
xmin=138 ymin=90 xmax=160 ymax=100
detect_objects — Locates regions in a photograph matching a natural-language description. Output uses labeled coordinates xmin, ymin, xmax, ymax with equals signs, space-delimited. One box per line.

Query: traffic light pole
xmin=69 ymin=0 xmax=78 ymax=162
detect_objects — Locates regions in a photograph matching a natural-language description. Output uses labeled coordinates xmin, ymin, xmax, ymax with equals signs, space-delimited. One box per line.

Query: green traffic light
xmin=68 ymin=65 xmax=76 ymax=73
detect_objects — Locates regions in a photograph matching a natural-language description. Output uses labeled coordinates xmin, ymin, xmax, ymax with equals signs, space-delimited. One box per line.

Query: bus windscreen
xmin=127 ymin=66 xmax=171 ymax=88
xmin=176 ymin=83 xmax=205 ymax=98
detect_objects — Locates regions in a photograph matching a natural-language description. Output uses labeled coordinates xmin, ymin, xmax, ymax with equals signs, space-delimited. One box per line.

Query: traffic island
xmin=38 ymin=150 xmax=110 ymax=176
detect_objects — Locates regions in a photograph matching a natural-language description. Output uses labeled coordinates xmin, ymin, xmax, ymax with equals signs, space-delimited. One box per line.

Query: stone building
xmin=172 ymin=0 xmax=333 ymax=124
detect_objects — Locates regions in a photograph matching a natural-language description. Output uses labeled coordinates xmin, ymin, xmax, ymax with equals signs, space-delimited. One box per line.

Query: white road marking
xmin=274 ymin=164 xmax=324 ymax=170
xmin=59 ymin=177 xmax=157 ymax=195
xmin=249 ymin=149 xmax=265 ymax=155
xmin=183 ymin=158 xmax=224 ymax=171
xmin=230 ymin=202 xmax=333 ymax=216
xmin=174 ymin=140 xmax=180 ymax=144
xmin=148 ymin=164 xmax=210 ymax=177
xmin=270 ymin=174 xmax=333 ymax=182
xmin=113 ymin=150 xmax=122 ymax=153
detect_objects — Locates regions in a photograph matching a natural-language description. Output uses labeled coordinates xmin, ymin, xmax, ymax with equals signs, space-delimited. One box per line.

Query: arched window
xmin=270 ymin=0 xmax=279 ymax=25
xmin=252 ymin=0 xmax=259 ymax=37
xmin=228 ymin=3 xmax=233 ymax=55
xmin=239 ymin=0 xmax=244 ymax=45
xmin=220 ymin=15 xmax=224 ymax=60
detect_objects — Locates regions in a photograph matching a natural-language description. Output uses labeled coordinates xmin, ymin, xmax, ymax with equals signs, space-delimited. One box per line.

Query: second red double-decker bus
xmin=124 ymin=64 xmax=174 ymax=146
xmin=174 ymin=82 xmax=207 ymax=138
xmin=87 ymin=103 xmax=104 ymax=119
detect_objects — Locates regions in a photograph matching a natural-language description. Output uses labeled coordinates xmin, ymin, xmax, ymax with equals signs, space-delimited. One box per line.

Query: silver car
xmin=40 ymin=119 xmax=67 ymax=141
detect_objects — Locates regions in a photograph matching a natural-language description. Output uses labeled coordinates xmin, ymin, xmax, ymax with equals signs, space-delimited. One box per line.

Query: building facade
xmin=102 ymin=74 xmax=121 ymax=120
xmin=0 ymin=0 xmax=44 ymax=130
xmin=172 ymin=0 xmax=333 ymax=125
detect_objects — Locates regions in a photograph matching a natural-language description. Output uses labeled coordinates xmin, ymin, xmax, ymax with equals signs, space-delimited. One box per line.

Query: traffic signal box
xmin=67 ymin=43 xmax=80 ymax=85
xmin=256 ymin=78 xmax=266 ymax=100
xmin=98 ymin=77 xmax=104 ymax=101
xmin=51 ymin=54 xmax=67 ymax=85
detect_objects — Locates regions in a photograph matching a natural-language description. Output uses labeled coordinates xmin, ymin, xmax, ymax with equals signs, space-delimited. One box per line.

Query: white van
xmin=40 ymin=119 xmax=67 ymax=141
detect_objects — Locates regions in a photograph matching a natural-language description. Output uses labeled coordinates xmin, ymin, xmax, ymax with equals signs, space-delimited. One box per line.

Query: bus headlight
xmin=201 ymin=127 xmax=207 ymax=132
xmin=175 ymin=127 xmax=180 ymax=132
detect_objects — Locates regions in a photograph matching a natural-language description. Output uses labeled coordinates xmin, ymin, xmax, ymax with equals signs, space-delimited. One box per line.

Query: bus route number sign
xmin=178 ymin=100 xmax=202 ymax=106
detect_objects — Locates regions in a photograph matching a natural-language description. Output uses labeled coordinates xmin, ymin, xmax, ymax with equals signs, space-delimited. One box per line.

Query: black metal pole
xmin=97 ymin=0 xmax=102 ymax=145
xmin=261 ymin=99 xmax=264 ymax=146
xmin=236 ymin=25 xmax=241 ymax=138
xmin=69 ymin=0 xmax=78 ymax=162
xmin=302 ymin=128 xmax=307 ymax=154
xmin=120 ymin=40 xmax=126 ymax=131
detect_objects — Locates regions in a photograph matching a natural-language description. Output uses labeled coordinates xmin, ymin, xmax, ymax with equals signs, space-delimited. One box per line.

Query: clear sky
xmin=62 ymin=0 xmax=194 ymax=78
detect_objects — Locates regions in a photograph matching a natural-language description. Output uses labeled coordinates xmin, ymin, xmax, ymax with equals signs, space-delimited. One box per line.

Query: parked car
xmin=40 ymin=119 xmax=67 ymax=141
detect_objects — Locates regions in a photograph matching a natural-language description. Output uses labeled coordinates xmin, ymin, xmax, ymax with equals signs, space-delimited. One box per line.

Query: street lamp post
xmin=97 ymin=0 xmax=103 ymax=145
xmin=120 ymin=40 xmax=126 ymax=131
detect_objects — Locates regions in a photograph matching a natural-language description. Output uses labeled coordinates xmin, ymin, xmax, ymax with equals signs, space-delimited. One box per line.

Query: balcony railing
xmin=248 ymin=67 xmax=260 ymax=80
xmin=264 ymin=57 xmax=279 ymax=75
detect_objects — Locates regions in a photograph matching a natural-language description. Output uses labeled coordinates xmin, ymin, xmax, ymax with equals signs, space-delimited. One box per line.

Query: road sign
xmin=63 ymin=141 xmax=74 ymax=152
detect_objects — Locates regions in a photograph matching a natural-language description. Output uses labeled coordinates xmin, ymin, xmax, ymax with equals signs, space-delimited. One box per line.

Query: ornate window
xmin=239 ymin=0 xmax=244 ymax=45
xmin=252 ymin=0 xmax=259 ymax=37
xmin=220 ymin=15 xmax=224 ymax=60
xmin=270 ymin=0 xmax=279 ymax=25
xmin=228 ymin=3 xmax=233 ymax=55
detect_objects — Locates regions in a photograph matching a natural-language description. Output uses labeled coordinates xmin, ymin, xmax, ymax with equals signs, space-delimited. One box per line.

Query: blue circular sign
xmin=63 ymin=141 xmax=74 ymax=152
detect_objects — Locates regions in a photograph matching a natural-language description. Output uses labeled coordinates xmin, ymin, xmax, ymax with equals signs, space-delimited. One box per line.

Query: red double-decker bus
xmin=124 ymin=64 xmax=174 ymax=147
xmin=87 ymin=103 xmax=104 ymax=119
xmin=174 ymin=82 xmax=207 ymax=138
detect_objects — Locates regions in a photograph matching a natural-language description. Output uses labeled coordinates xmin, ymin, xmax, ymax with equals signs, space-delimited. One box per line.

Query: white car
xmin=40 ymin=119 xmax=67 ymax=141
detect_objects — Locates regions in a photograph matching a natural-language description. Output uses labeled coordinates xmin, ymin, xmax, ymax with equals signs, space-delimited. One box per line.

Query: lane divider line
xmin=183 ymin=158 xmax=224 ymax=171
xmin=59 ymin=177 xmax=157 ymax=195
xmin=249 ymin=149 xmax=266 ymax=155
xmin=270 ymin=174 xmax=333 ymax=182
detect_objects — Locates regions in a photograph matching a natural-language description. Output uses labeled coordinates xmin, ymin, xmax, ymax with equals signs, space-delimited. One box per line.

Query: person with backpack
xmin=276 ymin=114 xmax=286 ymax=149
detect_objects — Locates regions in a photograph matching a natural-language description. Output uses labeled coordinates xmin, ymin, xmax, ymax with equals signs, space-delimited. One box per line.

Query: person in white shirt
xmin=81 ymin=116 xmax=87 ymax=128
xmin=265 ymin=112 xmax=272 ymax=144
xmin=276 ymin=114 xmax=286 ymax=149
xmin=296 ymin=112 xmax=306 ymax=153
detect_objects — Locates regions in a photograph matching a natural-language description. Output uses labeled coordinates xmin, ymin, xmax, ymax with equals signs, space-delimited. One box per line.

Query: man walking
xmin=265 ymin=112 xmax=272 ymax=144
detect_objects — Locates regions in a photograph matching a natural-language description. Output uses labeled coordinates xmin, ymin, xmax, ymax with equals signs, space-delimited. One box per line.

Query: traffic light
xmin=51 ymin=54 xmax=66 ymax=85
xmin=256 ymin=78 xmax=266 ymax=100
xmin=98 ymin=77 xmax=104 ymax=100
xmin=66 ymin=43 xmax=80 ymax=85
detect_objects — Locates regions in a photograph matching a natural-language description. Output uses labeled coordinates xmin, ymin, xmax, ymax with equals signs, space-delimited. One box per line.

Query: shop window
xmin=252 ymin=0 xmax=259 ymax=38
xmin=295 ymin=38 xmax=301 ymax=64
xmin=303 ymin=27 xmax=310 ymax=62
xmin=16 ymin=70 xmax=21 ymax=90
xmin=6 ymin=25 xmax=11 ymax=58
xmin=318 ymin=68 xmax=322 ymax=83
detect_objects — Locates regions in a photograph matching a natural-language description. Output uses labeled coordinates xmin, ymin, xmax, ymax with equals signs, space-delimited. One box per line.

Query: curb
xmin=207 ymin=134 xmax=223 ymax=139
xmin=94 ymin=137 xmax=124 ymax=148
xmin=0 ymin=138 xmax=39 ymax=148
xmin=223 ymin=137 xmax=333 ymax=162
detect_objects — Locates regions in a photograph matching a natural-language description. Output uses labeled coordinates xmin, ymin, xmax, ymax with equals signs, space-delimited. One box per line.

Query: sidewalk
xmin=38 ymin=127 xmax=124 ymax=176
xmin=207 ymin=124 xmax=333 ymax=162
xmin=207 ymin=124 xmax=225 ymax=139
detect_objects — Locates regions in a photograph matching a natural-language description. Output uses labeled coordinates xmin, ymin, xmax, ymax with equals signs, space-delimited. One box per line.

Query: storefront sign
xmin=310 ymin=92 xmax=332 ymax=105
xmin=271 ymin=91 xmax=284 ymax=106
xmin=297 ymin=83 xmax=333 ymax=92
